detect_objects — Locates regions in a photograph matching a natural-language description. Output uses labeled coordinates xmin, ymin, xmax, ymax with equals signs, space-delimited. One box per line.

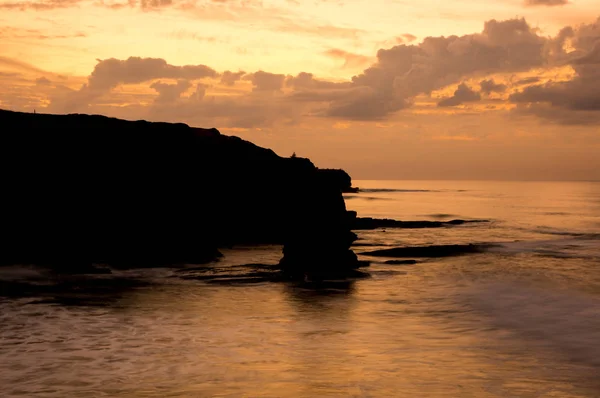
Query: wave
xmin=467 ymin=282 xmax=600 ymax=367
xmin=362 ymin=243 xmax=495 ymax=258
xmin=531 ymin=228 xmax=598 ymax=238
xmin=512 ymin=224 xmax=600 ymax=239
xmin=487 ymin=235 xmax=600 ymax=260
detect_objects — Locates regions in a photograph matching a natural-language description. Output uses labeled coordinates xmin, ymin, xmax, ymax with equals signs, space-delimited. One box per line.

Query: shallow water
xmin=1 ymin=180 xmax=599 ymax=397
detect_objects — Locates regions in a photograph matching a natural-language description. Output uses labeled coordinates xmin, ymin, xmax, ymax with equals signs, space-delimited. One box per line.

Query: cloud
xmin=325 ymin=87 xmax=408 ymax=119
xmin=0 ymin=26 xmax=87 ymax=39
xmin=397 ymin=34 xmax=417 ymax=44
xmin=510 ymin=72 xmax=600 ymax=111
xmin=12 ymin=17 xmax=600 ymax=127
xmin=0 ymin=0 xmax=83 ymax=10
xmin=437 ymin=83 xmax=481 ymax=107
xmin=144 ymin=87 xmax=300 ymax=128
xmin=220 ymin=70 xmax=245 ymax=86
xmin=524 ymin=0 xmax=569 ymax=6
xmin=509 ymin=17 xmax=600 ymax=124
xmin=322 ymin=18 xmax=546 ymax=119
xmin=287 ymin=86 xmax=369 ymax=103
xmin=150 ymin=79 xmax=191 ymax=103
xmin=245 ymin=71 xmax=286 ymax=92
xmin=87 ymin=57 xmax=217 ymax=91
xmin=515 ymin=77 xmax=541 ymax=85
xmin=480 ymin=79 xmax=507 ymax=94
xmin=96 ymin=0 xmax=365 ymax=42
xmin=35 ymin=77 xmax=52 ymax=86
xmin=48 ymin=56 xmax=218 ymax=112
xmin=0 ymin=56 xmax=46 ymax=74
xmin=96 ymin=0 xmax=173 ymax=10
xmin=140 ymin=0 xmax=172 ymax=8
xmin=0 ymin=71 xmax=21 ymax=77
xmin=286 ymin=72 xmax=351 ymax=90
xmin=323 ymin=49 xmax=373 ymax=69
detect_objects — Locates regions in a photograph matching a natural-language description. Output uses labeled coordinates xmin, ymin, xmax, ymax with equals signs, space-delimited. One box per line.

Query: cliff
xmin=0 ymin=109 xmax=361 ymax=277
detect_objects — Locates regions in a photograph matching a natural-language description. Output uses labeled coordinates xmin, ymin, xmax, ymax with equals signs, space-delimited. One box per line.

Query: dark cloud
xmin=95 ymin=0 xmax=172 ymax=10
xmin=480 ymin=79 xmax=507 ymax=94
xmin=524 ymin=0 xmax=569 ymax=6
xmin=150 ymin=79 xmax=191 ymax=103
xmin=512 ymin=104 xmax=600 ymax=125
xmin=572 ymin=43 xmax=600 ymax=65
xmin=87 ymin=57 xmax=217 ymax=91
xmin=245 ymin=71 xmax=286 ymax=92
xmin=0 ymin=71 xmax=21 ymax=77
xmin=35 ymin=77 xmax=52 ymax=85
xmin=286 ymin=72 xmax=351 ymax=90
xmin=325 ymin=87 xmax=408 ymax=119
xmin=509 ymin=17 xmax=600 ymax=124
xmin=145 ymin=89 xmax=300 ymax=128
xmin=438 ymin=83 xmax=481 ymax=107
xmin=140 ymin=0 xmax=172 ymax=8
xmin=515 ymin=77 xmax=541 ymax=85
xmin=510 ymin=79 xmax=600 ymax=111
xmin=220 ymin=70 xmax=245 ymax=86
xmin=49 ymin=57 xmax=217 ymax=112
xmin=509 ymin=65 xmax=600 ymax=114
xmin=287 ymin=86 xmax=370 ymax=102
xmin=33 ymin=17 xmax=600 ymax=126
xmin=323 ymin=18 xmax=546 ymax=119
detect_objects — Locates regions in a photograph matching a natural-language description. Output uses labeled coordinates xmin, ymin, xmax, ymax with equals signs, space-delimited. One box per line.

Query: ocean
xmin=1 ymin=180 xmax=599 ymax=397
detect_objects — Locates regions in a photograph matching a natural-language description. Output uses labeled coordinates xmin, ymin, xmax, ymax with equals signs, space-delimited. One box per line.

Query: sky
xmin=0 ymin=0 xmax=599 ymax=181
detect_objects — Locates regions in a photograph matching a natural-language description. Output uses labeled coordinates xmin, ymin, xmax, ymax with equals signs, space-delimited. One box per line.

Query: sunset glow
xmin=1 ymin=0 xmax=599 ymax=180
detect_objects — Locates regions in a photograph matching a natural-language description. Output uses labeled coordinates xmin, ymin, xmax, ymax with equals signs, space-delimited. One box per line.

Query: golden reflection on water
xmin=4 ymin=261 xmax=595 ymax=398
xmin=1 ymin=181 xmax=599 ymax=397
xmin=95 ymin=267 xmax=597 ymax=398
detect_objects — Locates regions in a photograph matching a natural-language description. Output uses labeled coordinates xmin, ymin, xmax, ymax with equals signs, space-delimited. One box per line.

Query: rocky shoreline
xmin=0 ymin=109 xmax=362 ymax=278
xmin=0 ymin=109 xmax=493 ymax=280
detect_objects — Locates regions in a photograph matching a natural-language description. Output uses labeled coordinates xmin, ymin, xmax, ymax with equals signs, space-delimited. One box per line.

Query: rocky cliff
xmin=0 ymin=109 xmax=361 ymax=278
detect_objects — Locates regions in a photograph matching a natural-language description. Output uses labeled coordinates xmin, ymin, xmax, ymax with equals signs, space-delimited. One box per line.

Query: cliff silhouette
xmin=0 ymin=109 xmax=361 ymax=278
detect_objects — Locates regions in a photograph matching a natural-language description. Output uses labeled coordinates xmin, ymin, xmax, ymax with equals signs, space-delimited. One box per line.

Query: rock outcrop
xmin=349 ymin=214 xmax=489 ymax=230
xmin=0 ymin=109 xmax=361 ymax=277
xmin=362 ymin=244 xmax=496 ymax=258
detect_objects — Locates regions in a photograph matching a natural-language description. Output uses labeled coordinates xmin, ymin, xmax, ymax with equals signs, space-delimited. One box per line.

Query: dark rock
xmin=351 ymin=217 xmax=489 ymax=230
xmin=0 ymin=109 xmax=359 ymax=277
xmin=384 ymin=260 xmax=418 ymax=265
xmin=362 ymin=244 xmax=496 ymax=258
xmin=316 ymin=168 xmax=358 ymax=193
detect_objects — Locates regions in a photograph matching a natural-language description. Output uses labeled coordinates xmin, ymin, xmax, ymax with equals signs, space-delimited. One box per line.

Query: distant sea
xmin=1 ymin=180 xmax=599 ymax=397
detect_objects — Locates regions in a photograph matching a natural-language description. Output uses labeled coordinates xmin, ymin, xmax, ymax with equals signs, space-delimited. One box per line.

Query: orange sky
xmin=1 ymin=0 xmax=599 ymax=180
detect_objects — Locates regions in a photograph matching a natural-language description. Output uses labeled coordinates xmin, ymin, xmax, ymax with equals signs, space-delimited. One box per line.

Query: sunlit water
xmin=2 ymin=180 xmax=600 ymax=397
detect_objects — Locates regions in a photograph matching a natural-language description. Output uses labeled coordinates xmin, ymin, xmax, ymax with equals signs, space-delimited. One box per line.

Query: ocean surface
xmin=2 ymin=180 xmax=600 ymax=397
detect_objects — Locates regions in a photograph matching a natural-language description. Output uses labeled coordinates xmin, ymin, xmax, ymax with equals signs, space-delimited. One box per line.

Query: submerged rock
xmin=362 ymin=244 xmax=496 ymax=258
xmin=351 ymin=217 xmax=489 ymax=230
xmin=384 ymin=260 xmax=419 ymax=265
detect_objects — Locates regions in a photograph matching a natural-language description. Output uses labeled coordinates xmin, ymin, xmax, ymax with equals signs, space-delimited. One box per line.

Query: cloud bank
xmin=3 ymin=16 xmax=599 ymax=127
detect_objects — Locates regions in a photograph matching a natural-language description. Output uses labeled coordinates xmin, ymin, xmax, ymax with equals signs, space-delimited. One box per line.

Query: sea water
xmin=1 ymin=180 xmax=599 ymax=397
